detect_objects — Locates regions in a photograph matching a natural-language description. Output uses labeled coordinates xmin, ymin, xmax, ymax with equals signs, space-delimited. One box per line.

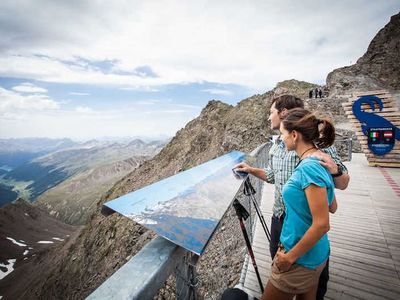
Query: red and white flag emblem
xmin=384 ymin=131 xmax=393 ymax=138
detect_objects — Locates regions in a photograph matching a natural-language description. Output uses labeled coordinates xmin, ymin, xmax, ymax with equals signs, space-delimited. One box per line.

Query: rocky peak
xmin=273 ymin=79 xmax=320 ymax=99
xmin=204 ymin=99 xmax=230 ymax=109
xmin=356 ymin=12 xmax=400 ymax=89
xmin=327 ymin=12 xmax=400 ymax=96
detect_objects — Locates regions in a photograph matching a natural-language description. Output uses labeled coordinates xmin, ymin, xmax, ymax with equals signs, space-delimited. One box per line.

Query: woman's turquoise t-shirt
xmin=280 ymin=156 xmax=334 ymax=269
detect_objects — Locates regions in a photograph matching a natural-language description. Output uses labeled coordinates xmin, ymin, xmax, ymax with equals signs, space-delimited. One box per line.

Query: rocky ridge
xmin=35 ymin=156 xmax=147 ymax=225
xmin=327 ymin=12 xmax=400 ymax=97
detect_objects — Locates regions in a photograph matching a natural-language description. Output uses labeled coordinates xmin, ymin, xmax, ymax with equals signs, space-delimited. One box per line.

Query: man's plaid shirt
xmin=264 ymin=136 xmax=348 ymax=218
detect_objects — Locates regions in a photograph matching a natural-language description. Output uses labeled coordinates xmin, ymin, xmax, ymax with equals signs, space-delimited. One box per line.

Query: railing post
xmin=175 ymin=253 xmax=199 ymax=300
xmin=348 ymin=138 xmax=353 ymax=161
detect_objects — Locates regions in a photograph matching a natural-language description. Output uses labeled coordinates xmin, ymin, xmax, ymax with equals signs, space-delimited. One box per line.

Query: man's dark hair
xmin=271 ymin=95 xmax=304 ymax=112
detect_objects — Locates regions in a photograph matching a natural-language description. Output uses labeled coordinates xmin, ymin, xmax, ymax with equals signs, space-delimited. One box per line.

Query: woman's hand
xmin=329 ymin=195 xmax=338 ymax=213
xmin=274 ymin=250 xmax=296 ymax=272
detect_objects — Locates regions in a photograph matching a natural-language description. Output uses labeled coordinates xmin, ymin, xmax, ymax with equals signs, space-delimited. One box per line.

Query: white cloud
xmin=70 ymin=92 xmax=90 ymax=96
xmin=0 ymin=87 xmax=60 ymax=117
xmin=201 ymin=89 xmax=233 ymax=96
xmin=75 ymin=106 xmax=93 ymax=113
xmin=119 ymin=86 xmax=159 ymax=92
xmin=143 ymin=110 xmax=186 ymax=114
xmin=11 ymin=82 xmax=48 ymax=93
xmin=135 ymin=99 xmax=174 ymax=105
xmin=0 ymin=96 xmax=201 ymax=139
xmin=0 ymin=55 xmax=167 ymax=87
xmin=0 ymin=1 xmax=398 ymax=90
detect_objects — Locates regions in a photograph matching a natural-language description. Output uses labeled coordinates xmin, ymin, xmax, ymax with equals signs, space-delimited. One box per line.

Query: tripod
xmin=233 ymin=199 xmax=264 ymax=293
xmin=243 ymin=177 xmax=271 ymax=243
xmin=233 ymin=177 xmax=272 ymax=293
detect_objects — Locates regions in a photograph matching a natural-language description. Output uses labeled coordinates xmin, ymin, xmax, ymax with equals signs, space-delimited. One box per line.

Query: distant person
xmin=233 ymin=95 xmax=349 ymax=300
xmin=259 ymin=108 xmax=338 ymax=299
xmin=309 ymin=90 xmax=313 ymax=99
xmin=319 ymin=89 xmax=323 ymax=99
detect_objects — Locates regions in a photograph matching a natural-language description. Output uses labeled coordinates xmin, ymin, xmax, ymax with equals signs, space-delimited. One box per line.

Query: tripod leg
xmin=244 ymin=178 xmax=272 ymax=242
xmin=248 ymin=196 xmax=252 ymax=240
xmin=238 ymin=217 xmax=264 ymax=293
xmin=250 ymin=194 xmax=271 ymax=242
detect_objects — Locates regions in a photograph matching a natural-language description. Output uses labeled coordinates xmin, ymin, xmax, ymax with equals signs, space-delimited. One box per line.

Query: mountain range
xmin=0 ymin=139 xmax=167 ymax=224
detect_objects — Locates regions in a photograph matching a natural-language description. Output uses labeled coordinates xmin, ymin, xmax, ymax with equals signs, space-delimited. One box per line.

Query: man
xmin=235 ymin=95 xmax=350 ymax=300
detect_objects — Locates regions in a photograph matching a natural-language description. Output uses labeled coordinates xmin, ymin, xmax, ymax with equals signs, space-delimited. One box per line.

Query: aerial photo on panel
xmin=104 ymin=150 xmax=248 ymax=255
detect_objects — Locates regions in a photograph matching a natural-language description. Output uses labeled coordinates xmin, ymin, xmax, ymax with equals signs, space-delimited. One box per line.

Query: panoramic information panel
xmin=103 ymin=150 xmax=248 ymax=255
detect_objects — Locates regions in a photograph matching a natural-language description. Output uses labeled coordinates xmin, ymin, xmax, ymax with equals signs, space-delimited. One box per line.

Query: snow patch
xmin=23 ymin=250 xmax=29 ymax=256
xmin=0 ymin=259 xmax=16 ymax=280
xmin=37 ymin=241 xmax=54 ymax=244
xmin=6 ymin=237 xmax=27 ymax=247
xmin=52 ymin=237 xmax=64 ymax=242
xmin=133 ymin=216 xmax=157 ymax=225
xmin=24 ymin=213 xmax=29 ymax=217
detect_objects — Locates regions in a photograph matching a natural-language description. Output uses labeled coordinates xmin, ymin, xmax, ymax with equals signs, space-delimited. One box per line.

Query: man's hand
xmin=311 ymin=150 xmax=350 ymax=190
xmin=311 ymin=150 xmax=338 ymax=174
xmin=234 ymin=162 xmax=268 ymax=182
xmin=233 ymin=162 xmax=253 ymax=174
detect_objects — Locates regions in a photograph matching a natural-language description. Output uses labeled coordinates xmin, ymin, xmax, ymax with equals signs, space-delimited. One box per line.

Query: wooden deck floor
xmin=241 ymin=153 xmax=400 ymax=299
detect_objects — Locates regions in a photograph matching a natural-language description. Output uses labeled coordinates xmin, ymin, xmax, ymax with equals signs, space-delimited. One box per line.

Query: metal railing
xmin=87 ymin=143 xmax=272 ymax=300
xmin=334 ymin=138 xmax=353 ymax=161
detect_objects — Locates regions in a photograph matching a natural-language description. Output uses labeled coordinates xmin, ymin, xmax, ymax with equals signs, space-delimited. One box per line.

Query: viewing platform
xmin=241 ymin=153 xmax=400 ymax=299
xmin=88 ymin=149 xmax=400 ymax=300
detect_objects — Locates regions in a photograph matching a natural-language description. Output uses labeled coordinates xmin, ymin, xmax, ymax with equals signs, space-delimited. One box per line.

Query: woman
xmin=261 ymin=108 xmax=337 ymax=300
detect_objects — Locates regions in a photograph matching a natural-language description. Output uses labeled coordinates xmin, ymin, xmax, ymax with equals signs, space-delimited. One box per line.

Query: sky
xmin=0 ymin=1 xmax=399 ymax=140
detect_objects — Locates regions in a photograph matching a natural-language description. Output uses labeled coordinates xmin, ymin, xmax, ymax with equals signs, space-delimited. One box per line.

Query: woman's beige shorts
xmin=269 ymin=256 xmax=326 ymax=294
